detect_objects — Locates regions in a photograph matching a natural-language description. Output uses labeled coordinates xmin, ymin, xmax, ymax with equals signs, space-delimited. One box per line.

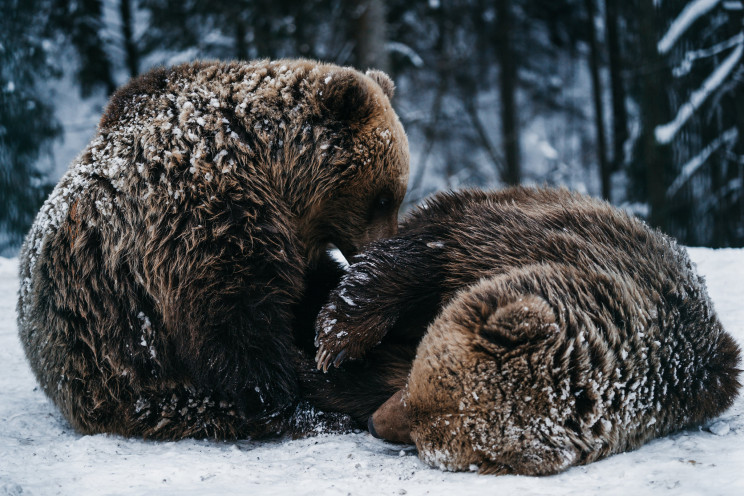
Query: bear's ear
xmin=321 ymin=70 xmax=375 ymax=123
xmin=365 ymin=69 xmax=395 ymax=100
xmin=478 ymin=296 xmax=558 ymax=349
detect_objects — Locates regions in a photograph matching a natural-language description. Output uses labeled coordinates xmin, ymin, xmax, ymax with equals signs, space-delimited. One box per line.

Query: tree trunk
xmin=72 ymin=0 xmax=117 ymax=95
xmin=719 ymin=8 xmax=744 ymax=246
xmin=496 ymin=0 xmax=520 ymax=185
xmin=465 ymin=94 xmax=505 ymax=175
xmin=735 ymin=69 xmax=744 ymax=246
xmin=119 ymin=0 xmax=139 ymax=78
xmin=292 ymin=5 xmax=313 ymax=59
xmin=604 ymin=0 xmax=629 ymax=175
xmin=584 ymin=0 xmax=610 ymax=200
xmin=638 ymin=0 xmax=671 ymax=231
xmin=409 ymin=79 xmax=447 ymax=199
xmin=235 ymin=19 xmax=247 ymax=60
xmin=351 ymin=0 xmax=390 ymax=73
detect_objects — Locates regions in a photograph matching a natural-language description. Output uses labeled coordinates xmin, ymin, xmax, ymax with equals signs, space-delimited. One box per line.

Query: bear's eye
xmin=369 ymin=192 xmax=394 ymax=220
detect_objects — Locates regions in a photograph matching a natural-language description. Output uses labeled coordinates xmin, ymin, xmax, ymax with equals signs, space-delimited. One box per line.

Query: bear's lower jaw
xmin=368 ymin=389 xmax=412 ymax=444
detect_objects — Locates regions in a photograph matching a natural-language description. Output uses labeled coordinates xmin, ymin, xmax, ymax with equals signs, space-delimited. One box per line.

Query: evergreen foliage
xmin=0 ymin=0 xmax=60 ymax=256
xmin=1 ymin=0 xmax=742 ymax=251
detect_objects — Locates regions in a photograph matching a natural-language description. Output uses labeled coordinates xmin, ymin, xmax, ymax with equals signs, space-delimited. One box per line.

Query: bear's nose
xmin=367 ymin=415 xmax=380 ymax=438
xmin=368 ymin=389 xmax=412 ymax=444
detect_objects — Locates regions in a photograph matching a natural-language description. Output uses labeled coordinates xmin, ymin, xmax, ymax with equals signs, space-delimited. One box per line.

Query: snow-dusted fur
xmin=16 ymin=59 xmax=409 ymax=440
xmin=314 ymin=187 xmax=741 ymax=475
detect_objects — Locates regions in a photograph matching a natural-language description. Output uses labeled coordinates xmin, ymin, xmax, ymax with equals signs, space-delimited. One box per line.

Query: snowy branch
xmin=655 ymin=41 xmax=743 ymax=145
xmin=666 ymin=127 xmax=738 ymax=199
xmin=658 ymin=0 xmax=721 ymax=55
xmin=673 ymin=32 xmax=744 ymax=77
xmin=385 ymin=41 xmax=425 ymax=68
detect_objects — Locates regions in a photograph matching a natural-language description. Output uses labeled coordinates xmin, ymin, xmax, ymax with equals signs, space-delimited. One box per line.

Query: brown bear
xmin=17 ymin=59 xmax=409 ymax=440
xmin=311 ymin=187 xmax=741 ymax=475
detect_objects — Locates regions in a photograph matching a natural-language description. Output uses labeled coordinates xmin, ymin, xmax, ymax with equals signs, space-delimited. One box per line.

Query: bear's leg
xmin=22 ymin=216 xmax=309 ymax=439
xmin=115 ymin=204 xmax=313 ymax=438
xmin=315 ymin=236 xmax=451 ymax=370
xmin=157 ymin=242 xmax=305 ymax=418
xmin=298 ymin=342 xmax=415 ymax=424
xmin=292 ymin=251 xmax=347 ymax=355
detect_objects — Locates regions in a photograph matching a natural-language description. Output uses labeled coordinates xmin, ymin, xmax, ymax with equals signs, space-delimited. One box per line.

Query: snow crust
xmin=1 ymin=248 xmax=744 ymax=495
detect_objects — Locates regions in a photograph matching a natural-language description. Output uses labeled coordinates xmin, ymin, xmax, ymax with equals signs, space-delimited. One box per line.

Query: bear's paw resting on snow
xmin=312 ymin=187 xmax=741 ymax=475
xmin=17 ymin=59 xmax=409 ymax=440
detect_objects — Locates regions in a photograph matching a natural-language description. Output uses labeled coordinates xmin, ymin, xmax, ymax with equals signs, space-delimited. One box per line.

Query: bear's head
xmin=369 ymin=280 xmax=574 ymax=475
xmin=300 ymin=67 xmax=409 ymax=263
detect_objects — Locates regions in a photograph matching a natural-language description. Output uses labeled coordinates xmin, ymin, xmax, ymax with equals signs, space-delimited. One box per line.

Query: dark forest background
xmin=1 ymin=0 xmax=743 ymax=255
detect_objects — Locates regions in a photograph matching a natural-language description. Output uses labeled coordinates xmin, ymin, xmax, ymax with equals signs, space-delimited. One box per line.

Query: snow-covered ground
xmin=1 ymin=248 xmax=743 ymax=496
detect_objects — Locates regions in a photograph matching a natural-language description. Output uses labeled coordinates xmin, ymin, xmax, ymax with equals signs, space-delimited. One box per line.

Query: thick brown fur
xmin=17 ymin=59 xmax=409 ymax=440
xmin=312 ymin=187 xmax=741 ymax=475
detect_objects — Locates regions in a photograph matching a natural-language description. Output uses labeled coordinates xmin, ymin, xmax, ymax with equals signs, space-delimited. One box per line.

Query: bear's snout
xmin=368 ymin=389 xmax=412 ymax=444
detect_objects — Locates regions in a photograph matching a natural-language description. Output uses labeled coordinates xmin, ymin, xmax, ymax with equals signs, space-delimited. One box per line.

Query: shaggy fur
xmin=17 ymin=59 xmax=409 ymax=440
xmin=312 ymin=187 xmax=741 ymax=475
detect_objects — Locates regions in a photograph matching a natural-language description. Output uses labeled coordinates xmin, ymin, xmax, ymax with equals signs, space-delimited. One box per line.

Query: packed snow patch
xmin=1 ymin=248 xmax=743 ymax=495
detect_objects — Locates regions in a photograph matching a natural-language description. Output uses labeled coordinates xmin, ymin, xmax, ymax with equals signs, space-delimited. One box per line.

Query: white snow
xmin=339 ymin=288 xmax=357 ymax=307
xmin=538 ymin=141 xmax=560 ymax=160
xmin=708 ymin=420 xmax=731 ymax=436
xmin=327 ymin=245 xmax=350 ymax=270
xmin=655 ymin=41 xmax=744 ymax=144
xmin=1 ymin=248 xmax=744 ymax=494
xmin=658 ymin=0 xmax=722 ymax=55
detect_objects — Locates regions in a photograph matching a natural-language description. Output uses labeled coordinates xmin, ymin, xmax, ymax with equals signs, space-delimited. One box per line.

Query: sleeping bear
xmin=17 ymin=59 xmax=409 ymax=440
xmin=311 ymin=187 xmax=741 ymax=475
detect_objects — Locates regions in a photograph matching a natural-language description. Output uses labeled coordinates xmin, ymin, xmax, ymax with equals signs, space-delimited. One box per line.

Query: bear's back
xmin=411 ymin=187 xmax=701 ymax=305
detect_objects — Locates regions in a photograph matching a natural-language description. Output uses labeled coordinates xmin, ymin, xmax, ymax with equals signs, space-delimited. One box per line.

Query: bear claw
xmin=333 ymin=349 xmax=348 ymax=368
xmin=316 ymin=346 xmax=334 ymax=372
xmin=315 ymin=346 xmax=349 ymax=372
xmin=315 ymin=347 xmax=328 ymax=371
